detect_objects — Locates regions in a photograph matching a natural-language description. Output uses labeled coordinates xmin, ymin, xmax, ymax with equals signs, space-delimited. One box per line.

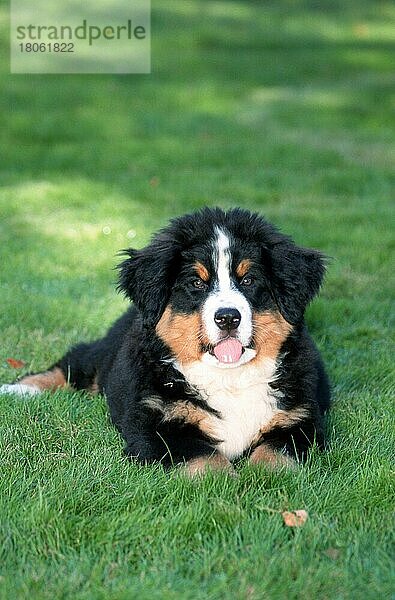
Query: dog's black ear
xmin=117 ymin=236 xmax=180 ymax=327
xmin=266 ymin=241 xmax=326 ymax=325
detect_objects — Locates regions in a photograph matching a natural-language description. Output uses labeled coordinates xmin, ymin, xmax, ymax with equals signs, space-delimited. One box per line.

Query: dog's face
xmin=118 ymin=208 xmax=325 ymax=368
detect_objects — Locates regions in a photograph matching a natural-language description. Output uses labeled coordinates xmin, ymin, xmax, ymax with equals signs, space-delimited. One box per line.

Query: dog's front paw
xmin=249 ymin=443 xmax=297 ymax=469
xmin=180 ymin=452 xmax=236 ymax=478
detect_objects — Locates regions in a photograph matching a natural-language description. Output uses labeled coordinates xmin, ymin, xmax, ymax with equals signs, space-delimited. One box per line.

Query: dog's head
xmin=118 ymin=208 xmax=325 ymax=368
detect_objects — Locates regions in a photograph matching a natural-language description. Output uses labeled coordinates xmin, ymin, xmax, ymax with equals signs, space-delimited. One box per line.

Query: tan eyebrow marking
xmin=236 ymin=259 xmax=252 ymax=278
xmin=194 ymin=261 xmax=210 ymax=282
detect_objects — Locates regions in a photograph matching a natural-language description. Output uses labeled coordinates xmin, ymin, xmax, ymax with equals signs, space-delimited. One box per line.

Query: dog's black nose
xmin=214 ymin=308 xmax=241 ymax=331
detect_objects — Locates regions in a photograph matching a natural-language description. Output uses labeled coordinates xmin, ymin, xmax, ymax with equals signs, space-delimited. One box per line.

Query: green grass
xmin=0 ymin=1 xmax=394 ymax=598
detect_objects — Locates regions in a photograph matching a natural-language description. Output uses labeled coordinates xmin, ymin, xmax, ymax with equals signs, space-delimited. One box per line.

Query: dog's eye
xmin=192 ymin=278 xmax=208 ymax=291
xmin=240 ymin=275 xmax=254 ymax=287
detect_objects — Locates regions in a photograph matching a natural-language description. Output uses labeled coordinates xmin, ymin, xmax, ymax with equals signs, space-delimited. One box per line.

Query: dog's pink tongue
xmin=213 ymin=339 xmax=243 ymax=364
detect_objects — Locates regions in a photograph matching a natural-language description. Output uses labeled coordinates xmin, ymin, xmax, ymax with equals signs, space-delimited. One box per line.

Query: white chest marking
xmin=175 ymin=358 xmax=280 ymax=459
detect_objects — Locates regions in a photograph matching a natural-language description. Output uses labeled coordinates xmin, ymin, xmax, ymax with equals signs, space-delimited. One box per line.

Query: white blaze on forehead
xmin=201 ymin=227 xmax=253 ymax=356
xmin=215 ymin=227 xmax=232 ymax=292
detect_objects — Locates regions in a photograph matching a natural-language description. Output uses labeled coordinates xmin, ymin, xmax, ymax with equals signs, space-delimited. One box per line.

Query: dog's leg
xmin=0 ymin=366 xmax=69 ymax=397
xmin=0 ymin=341 xmax=99 ymax=397
xmin=249 ymin=443 xmax=296 ymax=469
xmin=180 ymin=452 xmax=235 ymax=478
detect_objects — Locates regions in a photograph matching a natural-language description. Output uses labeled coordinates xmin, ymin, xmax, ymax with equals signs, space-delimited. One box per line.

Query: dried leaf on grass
xmin=6 ymin=358 xmax=26 ymax=369
xmin=282 ymin=509 xmax=308 ymax=527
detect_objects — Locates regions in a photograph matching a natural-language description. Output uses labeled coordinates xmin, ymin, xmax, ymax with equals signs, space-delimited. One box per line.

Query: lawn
xmin=0 ymin=1 xmax=394 ymax=598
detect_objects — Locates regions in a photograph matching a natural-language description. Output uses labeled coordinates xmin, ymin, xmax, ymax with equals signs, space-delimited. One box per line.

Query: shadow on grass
xmin=0 ymin=1 xmax=394 ymax=185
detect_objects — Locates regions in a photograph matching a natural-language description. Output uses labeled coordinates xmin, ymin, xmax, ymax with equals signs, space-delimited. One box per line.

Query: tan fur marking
xmin=236 ymin=259 xmax=252 ymax=278
xmin=194 ymin=261 xmax=210 ymax=282
xmin=252 ymin=311 xmax=293 ymax=360
xmin=156 ymin=306 xmax=208 ymax=364
xmin=141 ymin=395 xmax=165 ymax=413
xmin=250 ymin=405 xmax=310 ymax=448
xmin=88 ymin=375 xmax=100 ymax=395
xmin=166 ymin=401 xmax=219 ymax=439
xmin=19 ymin=367 xmax=68 ymax=391
xmin=249 ymin=443 xmax=295 ymax=469
xmin=260 ymin=406 xmax=310 ymax=434
xmin=143 ymin=396 xmax=218 ymax=440
xmin=181 ymin=453 xmax=234 ymax=477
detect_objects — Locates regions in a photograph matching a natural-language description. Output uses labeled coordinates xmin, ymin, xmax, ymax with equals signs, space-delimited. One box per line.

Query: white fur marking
xmin=175 ymin=358 xmax=281 ymax=459
xmin=202 ymin=228 xmax=253 ymax=359
xmin=0 ymin=383 xmax=41 ymax=397
xmin=216 ymin=228 xmax=232 ymax=291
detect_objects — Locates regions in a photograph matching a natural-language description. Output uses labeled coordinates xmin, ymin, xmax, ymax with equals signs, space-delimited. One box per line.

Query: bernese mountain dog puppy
xmin=1 ymin=208 xmax=330 ymax=475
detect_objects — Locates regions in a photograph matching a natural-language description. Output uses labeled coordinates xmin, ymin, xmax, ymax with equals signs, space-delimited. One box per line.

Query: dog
xmin=1 ymin=208 xmax=330 ymax=475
